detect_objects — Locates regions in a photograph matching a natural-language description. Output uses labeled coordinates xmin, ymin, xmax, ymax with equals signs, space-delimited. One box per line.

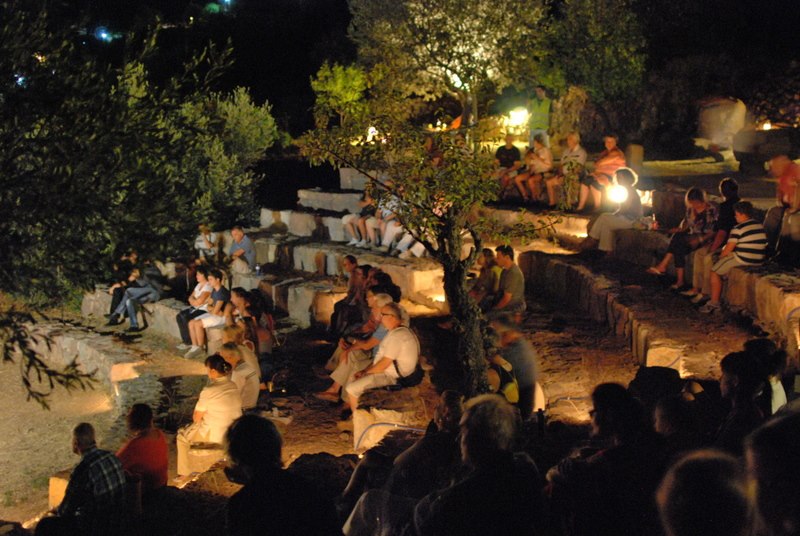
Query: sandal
xmin=669 ymin=283 xmax=688 ymax=291
xmin=646 ymin=267 xmax=665 ymax=276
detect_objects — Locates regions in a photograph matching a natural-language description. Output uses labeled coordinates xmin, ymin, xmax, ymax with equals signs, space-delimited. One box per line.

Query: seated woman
xmin=185 ymin=269 xmax=230 ymax=358
xmin=316 ymin=292 xmax=396 ymax=403
xmin=175 ymin=265 xmax=212 ymax=351
xmin=343 ymin=302 xmax=420 ymax=418
xmin=581 ymin=168 xmax=643 ymax=254
xmin=176 ymin=355 xmax=242 ymax=477
xmin=469 ymin=248 xmax=502 ymax=310
xmin=116 ymin=404 xmax=168 ymax=496
xmin=343 ymin=191 xmax=377 ymax=248
xmin=514 ymin=134 xmax=553 ymax=203
xmin=576 ymin=133 xmax=626 ymax=212
xmin=647 ymin=187 xmax=717 ymax=290
xmin=222 ymin=324 xmax=261 ymax=384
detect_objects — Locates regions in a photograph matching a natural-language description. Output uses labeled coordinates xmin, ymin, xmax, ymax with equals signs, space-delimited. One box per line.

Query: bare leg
xmin=591 ymin=186 xmax=602 ymax=210
xmin=710 ymin=272 xmax=723 ymax=303
xmin=675 ymin=267 xmax=685 ymax=287
xmin=527 ymin=174 xmax=543 ymax=200
xmin=654 ymin=252 xmax=674 ymax=273
xmin=577 ymin=184 xmax=590 ymax=210
xmin=357 ymin=218 xmax=369 ymax=243
xmin=546 ymin=176 xmax=562 ymax=206
xmin=514 ymin=173 xmax=530 ymax=200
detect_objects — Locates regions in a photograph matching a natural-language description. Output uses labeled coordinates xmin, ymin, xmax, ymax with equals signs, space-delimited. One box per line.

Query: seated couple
xmin=316 ymin=300 xmax=420 ymax=418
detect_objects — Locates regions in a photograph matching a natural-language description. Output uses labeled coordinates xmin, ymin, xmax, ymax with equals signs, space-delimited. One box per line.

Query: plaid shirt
xmin=59 ymin=446 xmax=126 ymax=532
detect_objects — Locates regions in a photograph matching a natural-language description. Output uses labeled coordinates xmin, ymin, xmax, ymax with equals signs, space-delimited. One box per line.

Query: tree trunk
xmin=437 ymin=226 xmax=488 ymax=397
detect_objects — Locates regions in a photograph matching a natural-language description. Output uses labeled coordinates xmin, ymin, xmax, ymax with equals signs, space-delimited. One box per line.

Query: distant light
xmin=94 ymin=26 xmax=113 ymax=42
xmin=14 ymin=74 xmax=27 ymax=87
xmin=33 ymin=52 xmax=46 ymax=63
xmin=761 ymin=120 xmax=772 ymax=131
xmin=507 ymin=107 xmax=529 ymax=128
xmin=204 ymin=2 xmax=221 ymax=13
xmin=366 ymin=126 xmax=379 ymax=143
xmin=607 ymin=184 xmax=629 ymax=204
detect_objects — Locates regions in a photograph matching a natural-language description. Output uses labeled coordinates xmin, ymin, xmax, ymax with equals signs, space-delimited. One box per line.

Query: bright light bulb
xmin=607 ymin=184 xmax=629 ymax=204
xmin=762 ymin=120 xmax=772 ymax=131
xmin=507 ymin=107 xmax=529 ymax=128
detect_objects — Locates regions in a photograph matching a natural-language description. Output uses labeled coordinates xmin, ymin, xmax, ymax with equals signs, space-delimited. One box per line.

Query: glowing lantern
xmin=507 ymin=107 xmax=529 ymax=128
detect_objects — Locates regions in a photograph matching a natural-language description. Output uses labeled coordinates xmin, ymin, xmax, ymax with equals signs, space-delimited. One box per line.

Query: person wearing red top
xmin=576 ymin=133 xmax=627 ymax=212
xmin=116 ymin=404 xmax=168 ymax=494
xmin=763 ymin=153 xmax=800 ymax=255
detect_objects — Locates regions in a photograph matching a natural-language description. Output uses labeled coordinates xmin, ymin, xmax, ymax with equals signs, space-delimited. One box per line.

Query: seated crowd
xmin=42 ymin=332 xmax=800 ymax=536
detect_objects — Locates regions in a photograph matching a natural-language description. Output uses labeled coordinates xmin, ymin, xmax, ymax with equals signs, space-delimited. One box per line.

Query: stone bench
xmin=81 ymin=290 xmax=225 ymax=354
xmin=260 ymin=208 xmax=347 ymax=242
xmin=518 ymin=250 xmax=753 ymax=378
xmin=609 ymin=229 xmax=800 ymax=360
xmin=353 ymin=378 xmax=431 ymax=452
xmin=186 ymin=442 xmax=226 ymax=475
xmin=472 ymin=205 xmax=591 ymax=249
xmin=297 ymin=188 xmax=363 ymax=214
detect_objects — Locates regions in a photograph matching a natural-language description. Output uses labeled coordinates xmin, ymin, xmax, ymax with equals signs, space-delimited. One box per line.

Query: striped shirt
xmin=730 ymin=219 xmax=768 ymax=264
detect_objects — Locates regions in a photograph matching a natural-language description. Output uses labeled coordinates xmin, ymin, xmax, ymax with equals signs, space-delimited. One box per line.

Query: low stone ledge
xmin=297 ymin=189 xmax=362 ymax=214
xmin=519 ymin=250 xmax=752 ymax=378
xmin=260 ymin=208 xmax=346 ymax=242
xmin=287 ymin=281 xmax=348 ymax=328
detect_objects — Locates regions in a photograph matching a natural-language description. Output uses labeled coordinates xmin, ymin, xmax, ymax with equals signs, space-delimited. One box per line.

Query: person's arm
xmin=193 ymin=410 xmax=206 ymax=423
xmin=188 ymin=289 xmax=211 ymax=308
xmin=351 ymin=336 xmax=380 ymax=353
xmin=707 ymin=230 xmax=729 ymax=252
xmin=210 ymin=298 xmax=225 ymax=316
xmin=230 ymin=246 xmax=245 ymax=259
xmin=354 ymin=356 xmax=393 ymax=379
xmin=719 ymin=239 xmax=736 ymax=258
xmin=493 ymin=291 xmax=513 ymax=310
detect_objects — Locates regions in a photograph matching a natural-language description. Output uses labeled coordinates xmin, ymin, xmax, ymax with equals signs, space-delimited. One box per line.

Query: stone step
xmin=519 ymin=250 xmax=755 ymax=378
xmin=297 ymin=188 xmax=363 ymax=214
xmin=339 ymin=167 xmax=371 ymax=190
xmin=607 ymin=229 xmax=800 ymax=360
xmin=260 ymin=208 xmax=347 ymax=242
xmin=81 ymin=290 xmax=227 ymax=354
xmin=474 ymin=205 xmax=591 ymax=248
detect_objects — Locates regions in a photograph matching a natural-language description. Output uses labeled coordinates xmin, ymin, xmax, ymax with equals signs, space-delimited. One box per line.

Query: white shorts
xmin=712 ymin=254 xmax=748 ymax=276
xmin=199 ymin=313 xmax=226 ymax=328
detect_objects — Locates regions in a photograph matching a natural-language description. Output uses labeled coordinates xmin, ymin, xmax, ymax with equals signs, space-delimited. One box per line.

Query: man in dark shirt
xmin=490 ymin=316 xmax=540 ymax=419
xmin=493 ymin=134 xmax=522 ymax=192
xmin=36 ymin=423 xmax=126 ymax=536
xmin=489 ymin=245 xmax=526 ymax=319
xmin=684 ymin=177 xmax=740 ymax=301
xmin=224 ymin=415 xmax=340 ymax=535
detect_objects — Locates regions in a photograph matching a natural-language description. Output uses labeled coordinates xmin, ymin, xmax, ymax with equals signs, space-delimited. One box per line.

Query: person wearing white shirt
xmin=344 ymin=302 xmax=419 ymax=415
xmin=176 ymin=355 xmax=242 ymax=476
xmin=175 ymin=265 xmax=213 ymax=351
xmin=220 ymin=342 xmax=260 ymax=410
xmin=194 ymin=224 xmax=219 ymax=260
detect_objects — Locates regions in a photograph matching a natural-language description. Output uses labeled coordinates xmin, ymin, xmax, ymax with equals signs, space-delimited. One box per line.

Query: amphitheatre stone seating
xmin=519 ymin=249 xmax=755 ymax=377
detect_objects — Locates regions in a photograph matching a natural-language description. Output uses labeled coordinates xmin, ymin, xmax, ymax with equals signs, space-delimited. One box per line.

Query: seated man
xmin=107 ymin=249 xmax=138 ymax=316
xmin=116 ymin=404 xmax=168 ymax=497
xmin=493 ymin=134 xmax=523 ymax=194
xmin=36 ymin=423 xmax=126 ymax=536
xmin=547 ymin=383 xmax=666 ymax=536
xmin=657 ymin=450 xmax=750 ymax=536
xmin=227 ymin=226 xmax=255 ymax=274
xmin=546 ymin=131 xmax=587 ymax=208
xmin=330 ymin=256 xmax=367 ymax=337
xmin=224 ymin=415 xmax=340 ymax=535
xmin=698 ymin=201 xmax=767 ymax=314
xmin=343 ymin=395 xmax=543 ymax=536
xmin=576 ymin=133 xmax=626 ymax=212
xmin=343 ymin=302 xmax=419 ymax=418
xmin=487 ymin=245 xmax=526 ymax=319
xmin=316 ymin=292 xmax=395 ymax=403
xmin=763 ymin=153 xmax=800 ymax=260
xmin=514 ymin=133 xmax=553 ymax=203
xmin=581 ymin=167 xmax=643 ymax=254
xmin=106 ymin=262 xmax=164 ymax=332
xmin=490 ymin=315 xmax=540 ymax=420
xmin=194 ymin=223 xmax=220 ymax=261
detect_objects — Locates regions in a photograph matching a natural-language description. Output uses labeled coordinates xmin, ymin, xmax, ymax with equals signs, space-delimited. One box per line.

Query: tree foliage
xmin=310 ymin=62 xmax=369 ymax=127
xmin=348 ymin=0 xmax=548 ymax=124
xmin=0 ymin=0 xmax=277 ymax=405
xmin=300 ymin=85 xmax=555 ymax=396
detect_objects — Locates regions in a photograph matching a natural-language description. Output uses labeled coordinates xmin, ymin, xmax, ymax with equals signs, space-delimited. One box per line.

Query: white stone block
xmin=231 ymin=272 xmax=264 ymax=291
xmin=645 ymin=344 xmax=685 ymax=370
xmin=297 ymin=189 xmax=362 ymax=214
xmin=339 ymin=167 xmax=371 ymax=191
xmin=254 ymin=238 xmax=279 ymax=265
